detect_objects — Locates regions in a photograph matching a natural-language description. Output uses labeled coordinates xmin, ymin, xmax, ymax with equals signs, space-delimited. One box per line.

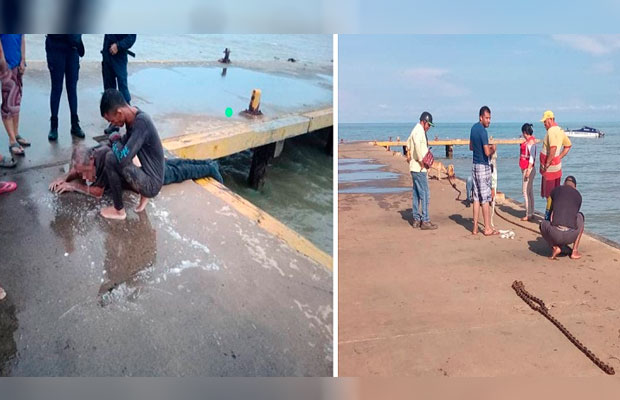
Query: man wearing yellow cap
xmin=539 ymin=110 xmax=571 ymax=201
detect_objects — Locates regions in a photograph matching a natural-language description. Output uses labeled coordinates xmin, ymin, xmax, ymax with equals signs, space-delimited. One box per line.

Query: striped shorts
xmin=472 ymin=163 xmax=492 ymax=203
xmin=0 ymin=67 xmax=22 ymax=119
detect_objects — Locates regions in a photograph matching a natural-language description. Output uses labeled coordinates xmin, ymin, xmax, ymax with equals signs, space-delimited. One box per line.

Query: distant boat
xmin=564 ymin=126 xmax=605 ymax=138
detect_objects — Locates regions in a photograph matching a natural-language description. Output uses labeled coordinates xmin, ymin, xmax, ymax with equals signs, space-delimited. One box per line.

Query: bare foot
xmin=520 ymin=216 xmax=529 ymax=221
xmin=570 ymin=251 xmax=582 ymax=260
xmin=483 ymin=229 xmax=499 ymax=236
xmin=549 ymin=246 xmax=562 ymax=260
xmin=135 ymin=195 xmax=149 ymax=212
xmin=100 ymin=206 xmax=126 ymax=220
xmin=472 ymin=229 xmax=478 ymax=235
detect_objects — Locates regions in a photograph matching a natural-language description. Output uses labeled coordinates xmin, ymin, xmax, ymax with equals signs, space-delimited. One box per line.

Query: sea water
xmin=340 ymin=122 xmax=620 ymax=244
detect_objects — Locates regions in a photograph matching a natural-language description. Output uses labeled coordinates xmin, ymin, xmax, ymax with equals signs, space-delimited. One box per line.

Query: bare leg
xmin=2 ymin=117 xmax=17 ymax=144
xmin=550 ymin=245 xmax=562 ymax=260
xmin=135 ymin=195 xmax=149 ymax=212
xmin=100 ymin=206 xmax=127 ymax=220
xmin=472 ymin=201 xmax=480 ymax=234
xmin=571 ymin=228 xmax=584 ymax=260
xmin=482 ymin=202 xmax=496 ymax=235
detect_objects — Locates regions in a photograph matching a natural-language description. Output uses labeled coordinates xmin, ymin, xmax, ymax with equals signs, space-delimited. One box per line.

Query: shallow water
xmin=341 ymin=122 xmax=620 ymax=244
xmin=220 ymin=134 xmax=333 ymax=254
xmin=129 ymin=66 xmax=332 ymax=116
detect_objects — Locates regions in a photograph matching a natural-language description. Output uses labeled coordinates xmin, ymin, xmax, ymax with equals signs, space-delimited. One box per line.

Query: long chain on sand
xmin=512 ymin=280 xmax=615 ymax=375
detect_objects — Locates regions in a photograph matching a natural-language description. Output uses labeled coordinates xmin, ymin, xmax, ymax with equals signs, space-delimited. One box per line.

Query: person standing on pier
xmin=45 ymin=34 xmax=86 ymax=141
xmin=99 ymin=89 xmax=164 ymax=220
xmin=469 ymin=106 xmax=497 ymax=236
xmin=102 ymin=34 xmax=137 ymax=135
xmin=406 ymin=111 xmax=438 ymax=230
xmin=519 ymin=123 xmax=537 ymax=221
xmin=539 ymin=110 xmax=571 ymax=217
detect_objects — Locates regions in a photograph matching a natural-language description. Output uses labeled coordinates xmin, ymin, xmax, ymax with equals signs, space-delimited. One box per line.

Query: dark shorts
xmin=541 ymin=176 xmax=561 ymax=198
xmin=540 ymin=212 xmax=585 ymax=247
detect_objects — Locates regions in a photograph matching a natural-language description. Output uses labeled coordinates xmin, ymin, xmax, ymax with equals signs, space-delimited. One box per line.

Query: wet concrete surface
xmin=0 ymin=64 xmax=332 ymax=177
xmin=0 ymin=64 xmax=332 ymax=375
xmin=0 ymin=166 xmax=332 ymax=376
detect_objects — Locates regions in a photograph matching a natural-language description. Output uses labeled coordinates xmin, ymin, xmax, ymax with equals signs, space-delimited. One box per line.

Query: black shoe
xmin=104 ymin=123 xmax=120 ymax=135
xmin=70 ymin=115 xmax=85 ymax=139
xmin=48 ymin=116 xmax=58 ymax=141
xmin=420 ymin=221 xmax=438 ymax=230
xmin=412 ymin=219 xmax=421 ymax=228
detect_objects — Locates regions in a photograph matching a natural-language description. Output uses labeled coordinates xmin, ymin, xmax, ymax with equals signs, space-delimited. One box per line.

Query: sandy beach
xmin=339 ymin=141 xmax=620 ymax=376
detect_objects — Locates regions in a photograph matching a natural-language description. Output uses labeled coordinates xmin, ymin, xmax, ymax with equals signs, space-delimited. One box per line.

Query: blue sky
xmin=339 ymin=35 xmax=620 ymax=123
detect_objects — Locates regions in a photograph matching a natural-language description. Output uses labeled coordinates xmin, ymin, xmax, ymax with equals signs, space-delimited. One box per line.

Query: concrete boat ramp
xmin=0 ymin=63 xmax=332 ymax=376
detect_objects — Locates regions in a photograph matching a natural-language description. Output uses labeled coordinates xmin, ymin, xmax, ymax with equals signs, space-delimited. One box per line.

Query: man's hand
xmin=49 ymin=177 xmax=67 ymax=192
xmin=109 ymin=43 xmax=118 ymax=55
xmin=18 ymin=59 xmax=26 ymax=75
xmin=51 ymin=181 xmax=75 ymax=194
xmin=109 ymin=132 xmax=122 ymax=143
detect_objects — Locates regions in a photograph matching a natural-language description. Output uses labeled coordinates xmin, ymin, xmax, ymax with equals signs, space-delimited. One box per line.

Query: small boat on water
xmin=564 ymin=126 xmax=605 ymax=138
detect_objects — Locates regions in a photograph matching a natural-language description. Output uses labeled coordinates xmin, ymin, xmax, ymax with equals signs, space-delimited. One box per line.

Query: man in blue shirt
xmin=469 ymin=106 xmax=497 ymax=236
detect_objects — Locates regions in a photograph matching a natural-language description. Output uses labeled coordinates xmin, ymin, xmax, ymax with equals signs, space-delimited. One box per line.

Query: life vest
xmin=519 ymin=140 xmax=531 ymax=170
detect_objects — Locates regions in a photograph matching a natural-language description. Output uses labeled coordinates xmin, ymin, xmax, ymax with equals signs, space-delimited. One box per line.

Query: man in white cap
xmin=539 ymin=110 xmax=571 ymax=204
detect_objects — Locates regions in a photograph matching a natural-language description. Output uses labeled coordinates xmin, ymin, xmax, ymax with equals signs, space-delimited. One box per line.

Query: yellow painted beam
xmin=195 ymin=178 xmax=333 ymax=272
xmin=163 ymin=107 xmax=332 ymax=160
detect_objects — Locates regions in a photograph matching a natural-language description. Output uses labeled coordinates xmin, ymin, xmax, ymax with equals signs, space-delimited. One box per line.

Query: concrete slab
xmin=0 ymin=164 xmax=332 ymax=376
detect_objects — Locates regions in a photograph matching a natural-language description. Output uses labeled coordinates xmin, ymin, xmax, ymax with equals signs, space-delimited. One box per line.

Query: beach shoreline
xmin=339 ymin=141 xmax=620 ymax=376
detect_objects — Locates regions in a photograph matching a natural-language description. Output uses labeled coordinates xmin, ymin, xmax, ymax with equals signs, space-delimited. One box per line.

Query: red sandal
xmin=0 ymin=181 xmax=17 ymax=194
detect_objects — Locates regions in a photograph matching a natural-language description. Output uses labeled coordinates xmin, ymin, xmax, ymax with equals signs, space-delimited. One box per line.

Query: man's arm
xmin=52 ymin=180 xmax=104 ymax=198
xmin=558 ymin=145 xmax=571 ymax=160
xmin=543 ymin=146 xmax=557 ymax=170
xmin=49 ymin=169 xmax=81 ymax=191
xmin=111 ymin=120 xmax=148 ymax=167
xmin=19 ymin=35 xmax=25 ymax=74
xmin=116 ymin=35 xmax=136 ymax=51
xmin=483 ymin=144 xmax=496 ymax=157
xmin=0 ymin=37 xmax=6 ymax=73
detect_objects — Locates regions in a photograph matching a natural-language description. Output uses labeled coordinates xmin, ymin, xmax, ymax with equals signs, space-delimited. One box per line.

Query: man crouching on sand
xmin=539 ymin=175 xmax=584 ymax=260
xmin=99 ymin=89 xmax=164 ymax=220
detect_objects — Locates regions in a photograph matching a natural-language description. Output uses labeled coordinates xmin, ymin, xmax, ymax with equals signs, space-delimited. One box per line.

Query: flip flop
xmin=16 ymin=135 xmax=31 ymax=147
xmin=9 ymin=142 xmax=24 ymax=156
xmin=0 ymin=181 xmax=17 ymax=194
xmin=0 ymin=156 xmax=16 ymax=168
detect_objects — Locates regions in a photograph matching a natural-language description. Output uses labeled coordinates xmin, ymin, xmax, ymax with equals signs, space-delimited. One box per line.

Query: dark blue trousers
xmin=46 ymin=41 xmax=80 ymax=119
xmin=102 ymin=57 xmax=131 ymax=104
xmin=163 ymin=159 xmax=224 ymax=185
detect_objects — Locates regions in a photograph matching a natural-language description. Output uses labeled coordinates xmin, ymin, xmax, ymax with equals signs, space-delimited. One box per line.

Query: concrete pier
xmin=0 ymin=60 xmax=332 ymax=375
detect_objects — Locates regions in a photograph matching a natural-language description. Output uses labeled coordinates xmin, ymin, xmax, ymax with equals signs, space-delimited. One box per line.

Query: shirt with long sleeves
xmin=111 ymin=109 xmax=164 ymax=186
xmin=406 ymin=122 xmax=428 ymax=173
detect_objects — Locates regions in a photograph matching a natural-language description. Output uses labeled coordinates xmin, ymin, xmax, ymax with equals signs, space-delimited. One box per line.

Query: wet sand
xmin=339 ymin=141 xmax=620 ymax=376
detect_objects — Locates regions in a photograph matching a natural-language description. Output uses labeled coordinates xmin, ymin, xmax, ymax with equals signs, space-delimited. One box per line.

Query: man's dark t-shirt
xmin=90 ymin=145 xmax=111 ymax=188
xmin=111 ymin=109 xmax=165 ymax=190
xmin=550 ymin=185 xmax=582 ymax=229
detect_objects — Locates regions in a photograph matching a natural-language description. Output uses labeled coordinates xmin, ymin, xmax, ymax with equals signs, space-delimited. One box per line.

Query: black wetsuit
xmin=106 ymin=109 xmax=164 ymax=210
